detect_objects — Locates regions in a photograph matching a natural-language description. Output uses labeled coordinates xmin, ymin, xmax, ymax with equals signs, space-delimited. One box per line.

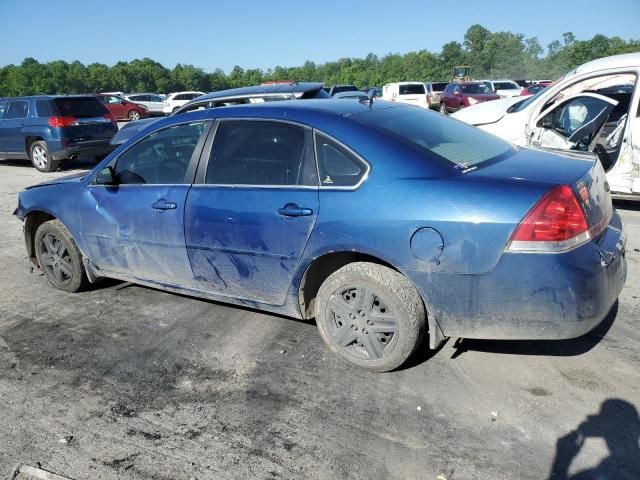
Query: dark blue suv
xmin=0 ymin=95 xmax=118 ymax=172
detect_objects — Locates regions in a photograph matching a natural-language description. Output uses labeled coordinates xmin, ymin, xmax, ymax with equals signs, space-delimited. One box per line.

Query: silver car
xmin=123 ymin=93 xmax=165 ymax=116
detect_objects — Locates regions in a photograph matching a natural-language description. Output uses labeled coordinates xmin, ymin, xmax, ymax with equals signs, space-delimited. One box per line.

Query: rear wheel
xmin=439 ymin=102 xmax=448 ymax=115
xmin=29 ymin=141 xmax=59 ymax=172
xmin=128 ymin=110 xmax=141 ymax=121
xmin=34 ymin=219 xmax=88 ymax=293
xmin=315 ymin=262 xmax=426 ymax=372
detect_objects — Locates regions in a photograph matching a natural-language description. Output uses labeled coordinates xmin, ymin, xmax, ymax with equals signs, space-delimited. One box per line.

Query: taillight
xmin=48 ymin=116 xmax=77 ymax=128
xmin=426 ymin=94 xmax=431 ymax=103
xmin=507 ymin=184 xmax=590 ymax=253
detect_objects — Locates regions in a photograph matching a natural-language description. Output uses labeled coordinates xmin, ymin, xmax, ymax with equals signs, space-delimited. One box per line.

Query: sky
xmin=1 ymin=0 xmax=639 ymax=73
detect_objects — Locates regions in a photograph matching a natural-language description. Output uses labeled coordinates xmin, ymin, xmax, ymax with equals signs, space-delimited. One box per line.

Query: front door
xmin=81 ymin=121 xmax=210 ymax=286
xmin=185 ymin=119 xmax=319 ymax=305
xmin=530 ymin=93 xmax=617 ymax=154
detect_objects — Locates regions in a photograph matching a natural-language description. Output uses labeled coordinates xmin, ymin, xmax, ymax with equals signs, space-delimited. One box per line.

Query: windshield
xmin=461 ymin=84 xmax=492 ymax=94
xmin=507 ymin=91 xmax=543 ymax=113
xmin=431 ymin=82 xmax=448 ymax=91
xmin=353 ymin=107 xmax=515 ymax=169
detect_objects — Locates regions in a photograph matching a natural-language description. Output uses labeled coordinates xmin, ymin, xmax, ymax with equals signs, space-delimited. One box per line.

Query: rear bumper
xmin=49 ymin=139 xmax=115 ymax=161
xmin=408 ymin=210 xmax=627 ymax=340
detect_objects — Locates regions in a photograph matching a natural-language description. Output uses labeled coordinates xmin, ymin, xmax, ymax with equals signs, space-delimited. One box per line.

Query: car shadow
xmin=0 ymin=158 xmax=95 ymax=171
xmin=548 ymin=398 xmax=640 ymax=479
xmin=449 ymin=301 xmax=618 ymax=359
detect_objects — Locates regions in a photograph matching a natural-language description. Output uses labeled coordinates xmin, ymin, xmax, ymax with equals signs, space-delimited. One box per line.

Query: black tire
xmin=34 ymin=219 xmax=88 ymax=293
xmin=128 ymin=110 xmax=141 ymax=121
xmin=439 ymin=102 xmax=448 ymax=115
xmin=315 ymin=262 xmax=426 ymax=372
xmin=29 ymin=140 xmax=59 ymax=172
xmin=172 ymin=106 xmax=180 ymax=114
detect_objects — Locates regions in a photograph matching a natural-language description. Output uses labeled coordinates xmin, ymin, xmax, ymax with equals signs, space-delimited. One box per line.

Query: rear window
xmin=431 ymin=82 xmax=448 ymax=91
xmin=53 ymin=98 xmax=108 ymax=117
xmin=461 ymin=84 xmax=492 ymax=94
xmin=494 ymin=82 xmax=520 ymax=90
xmin=353 ymin=107 xmax=515 ymax=169
xmin=399 ymin=84 xmax=425 ymax=95
xmin=300 ymin=88 xmax=330 ymax=99
xmin=332 ymin=85 xmax=358 ymax=94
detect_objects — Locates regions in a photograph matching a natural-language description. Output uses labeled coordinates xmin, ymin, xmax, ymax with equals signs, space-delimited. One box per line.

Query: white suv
xmin=482 ymin=80 xmax=522 ymax=97
xmin=162 ymin=91 xmax=205 ymax=114
xmin=382 ymin=82 xmax=431 ymax=109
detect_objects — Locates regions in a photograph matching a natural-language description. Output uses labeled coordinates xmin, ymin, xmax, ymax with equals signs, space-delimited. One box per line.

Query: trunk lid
xmin=471 ymin=147 xmax=612 ymax=235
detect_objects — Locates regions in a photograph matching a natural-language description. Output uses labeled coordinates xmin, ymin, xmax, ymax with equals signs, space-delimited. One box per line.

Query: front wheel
xmin=29 ymin=141 xmax=59 ymax=172
xmin=128 ymin=110 xmax=141 ymax=121
xmin=315 ymin=262 xmax=426 ymax=372
xmin=439 ymin=102 xmax=448 ymax=115
xmin=34 ymin=219 xmax=88 ymax=293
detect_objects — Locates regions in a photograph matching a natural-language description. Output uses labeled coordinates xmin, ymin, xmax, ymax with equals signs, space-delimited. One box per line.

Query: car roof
xmin=0 ymin=94 xmax=101 ymax=101
xmin=194 ymin=82 xmax=324 ymax=102
xmin=571 ymin=52 xmax=640 ymax=75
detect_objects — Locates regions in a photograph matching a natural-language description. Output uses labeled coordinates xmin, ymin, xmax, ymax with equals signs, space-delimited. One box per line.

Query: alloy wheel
xmin=32 ymin=145 xmax=48 ymax=170
xmin=39 ymin=232 xmax=73 ymax=286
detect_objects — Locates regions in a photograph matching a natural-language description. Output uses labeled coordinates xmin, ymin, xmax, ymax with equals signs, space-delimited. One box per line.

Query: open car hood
xmin=452 ymin=96 xmax=524 ymax=125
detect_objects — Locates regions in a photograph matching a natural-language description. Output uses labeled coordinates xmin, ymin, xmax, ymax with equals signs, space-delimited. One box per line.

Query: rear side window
xmin=315 ymin=132 xmax=368 ymax=187
xmin=399 ymin=84 xmax=425 ymax=95
xmin=35 ymin=100 xmax=53 ymax=117
xmin=6 ymin=101 xmax=28 ymax=119
xmin=113 ymin=122 xmax=207 ymax=185
xmin=353 ymin=107 xmax=515 ymax=169
xmin=206 ymin=120 xmax=317 ymax=186
xmin=53 ymin=98 xmax=107 ymax=117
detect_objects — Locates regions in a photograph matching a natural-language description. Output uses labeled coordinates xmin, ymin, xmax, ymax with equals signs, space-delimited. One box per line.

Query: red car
xmin=520 ymin=82 xmax=552 ymax=96
xmin=95 ymin=94 xmax=149 ymax=121
xmin=439 ymin=82 xmax=500 ymax=114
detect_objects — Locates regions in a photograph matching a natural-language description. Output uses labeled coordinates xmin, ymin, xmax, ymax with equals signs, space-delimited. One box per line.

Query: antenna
xmin=367 ymin=88 xmax=376 ymax=106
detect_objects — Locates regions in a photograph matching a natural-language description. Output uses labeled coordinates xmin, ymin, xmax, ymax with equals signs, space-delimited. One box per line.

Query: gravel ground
xmin=0 ymin=159 xmax=638 ymax=480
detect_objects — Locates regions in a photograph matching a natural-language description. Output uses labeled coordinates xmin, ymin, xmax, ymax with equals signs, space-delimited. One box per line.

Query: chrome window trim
xmin=190 ymin=183 xmax=318 ymax=191
xmin=313 ymin=130 xmax=371 ymax=191
xmin=202 ymin=117 xmax=319 ymax=188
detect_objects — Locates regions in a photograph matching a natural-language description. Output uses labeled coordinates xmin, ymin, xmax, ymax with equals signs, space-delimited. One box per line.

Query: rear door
xmin=185 ymin=119 xmax=319 ymax=305
xmin=3 ymin=100 xmax=29 ymax=155
xmin=0 ymin=101 xmax=8 ymax=154
xmin=82 ymin=121 xmax=211 ymax=285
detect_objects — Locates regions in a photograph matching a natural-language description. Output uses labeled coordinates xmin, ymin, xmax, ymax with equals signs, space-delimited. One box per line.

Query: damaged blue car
xmin=15 ymin=100 xmax=627 ymax=371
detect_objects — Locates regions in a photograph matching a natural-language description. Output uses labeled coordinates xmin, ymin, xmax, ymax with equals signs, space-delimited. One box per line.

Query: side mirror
xmin=120 ymin=100 xmax=126 ymax=105
xmin=538 ymin=114 xmax=553 ymax=129
xmin=95 ymin=166 xmax=116 ymax=185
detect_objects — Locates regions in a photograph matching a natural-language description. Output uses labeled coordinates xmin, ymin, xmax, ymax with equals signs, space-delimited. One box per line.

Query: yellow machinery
xmin=452 ymin=66 xmax=471 ymax=83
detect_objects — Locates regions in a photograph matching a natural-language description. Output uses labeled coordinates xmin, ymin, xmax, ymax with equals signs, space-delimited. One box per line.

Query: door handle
xmin=277 ymin=203 xmax=313 ymax=217
xmin=151 ymin=199 xmax=177 ymax=210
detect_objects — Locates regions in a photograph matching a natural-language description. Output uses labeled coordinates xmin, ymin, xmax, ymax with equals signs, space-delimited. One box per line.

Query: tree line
xmin=1 ymin=25 xmax=638 ymax=97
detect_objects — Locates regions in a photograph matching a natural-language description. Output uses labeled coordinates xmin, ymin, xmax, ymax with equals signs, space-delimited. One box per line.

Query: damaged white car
xmin=452 ymin=53 xmax=640 ymax=199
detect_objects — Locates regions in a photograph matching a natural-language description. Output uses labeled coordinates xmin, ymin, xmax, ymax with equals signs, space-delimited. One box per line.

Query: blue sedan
xmin=15 ymin=100 xmax=627 ymax=371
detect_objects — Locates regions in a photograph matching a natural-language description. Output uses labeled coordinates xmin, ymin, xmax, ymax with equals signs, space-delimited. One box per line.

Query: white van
xmin=453 ymin=53 xmax=640 ymax=199
xmin=382 ymin=82 xmax=432 ymax=109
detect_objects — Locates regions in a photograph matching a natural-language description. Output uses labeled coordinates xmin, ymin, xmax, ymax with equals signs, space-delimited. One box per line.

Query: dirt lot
xmin=0 ymin=158 xmax=639 ymax=480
